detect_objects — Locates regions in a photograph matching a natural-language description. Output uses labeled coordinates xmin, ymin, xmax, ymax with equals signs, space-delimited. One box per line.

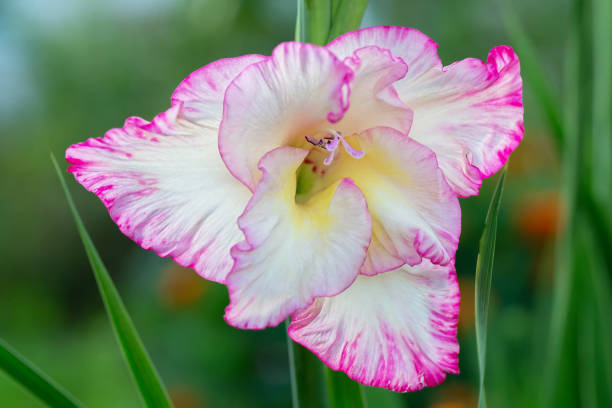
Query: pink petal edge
xmin=288 ymin=260 xmax=460 ymax=392
xmin=65 ymin=54 xmax=264 ymax=283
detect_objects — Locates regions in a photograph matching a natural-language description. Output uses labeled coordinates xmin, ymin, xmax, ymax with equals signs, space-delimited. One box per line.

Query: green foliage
xmin=295 ymin=0 xmax=368 ymax=44
xmin=328 ymin=0 xmax=369 ymax=41
xmin=286 ymin=327 xmax=329 ymax=408
xmin=544 ymin=0 xmax=612 ymax=406
xmin=500 ymin=0 xmax=612 ymax=406
xmin=501 ymin=0 xmax=612 ymax=266
xmin=591 ymin=0 xmax=612 ymax=202
xmin=51 ymin=154 xmax=173 ymax=408
xmin=286 ymin=332 xmax=368 ymax=408
xmin=325 ymin=368 xmax=367 ymax=408
xmin=0 ymin=339 xmax=85 ymax=408
xmin=474 ymin=167 xmax=507 ymax=408
xmin=499 ymin=1 xmax=564 ymax=147
xmin=296 ymin=0 xmax=332 ymax=45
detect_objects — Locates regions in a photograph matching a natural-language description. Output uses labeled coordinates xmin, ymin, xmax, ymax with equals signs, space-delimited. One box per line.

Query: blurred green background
xmin=1 ymin=0 xmax=607 ymax=407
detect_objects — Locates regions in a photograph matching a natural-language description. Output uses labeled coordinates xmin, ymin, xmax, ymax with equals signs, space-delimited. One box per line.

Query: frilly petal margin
xmin=288 ymin=259 xmax=460 ymax=392
xmin=327 ymin=26 xmax=442 ymax=83
xmin=66 ymin=54 xmax=263 ymax=283
xmin=219 ymin=42 xmax=354 ymax=191
xmin=327 ymin=26 xmax=523 ymax=197
xmin=65 ymin=106 xmax=251 ymax=284
xmin=224 ymin=146 xmax=372 ymax=329
xmin=396 ymin=45 xmax=523 ymax=196
xmin=171 ymin=54 xmax=266 ymax=127
xmin=334 ymin=46 xmax=413 ymax=136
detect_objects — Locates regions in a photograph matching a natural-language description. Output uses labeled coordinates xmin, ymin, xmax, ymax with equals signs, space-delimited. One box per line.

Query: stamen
xmin=323 ymin=146 xmax=337 ymax=166
xmin=304 ymin=129 xmax=364 ymax=166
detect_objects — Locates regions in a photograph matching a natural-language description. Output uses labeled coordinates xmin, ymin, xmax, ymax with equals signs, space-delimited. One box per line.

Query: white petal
xmin=396 ymin=46 xmax=523 ymax=196
xmin=327 ymin=26 xmax=441 ymax=83
xmin=219 ymin=42 xmax=354 ymax=190
xmin=171 ymin=54 xmax=266 ymax=127
xmin=224 ymin=146 xmax=371 ymax=329
xmin=66 ymin=103 xmax=250 ymax=283
xmin=322 ymin=127 xmax=461 ymax=274
xmin=289 ymin=260 xmax=460 ymax=392
xmin=336 ymin=46 xmax=412 ymax=135
xmin=328 ymin=27 xmax=524 ymax=196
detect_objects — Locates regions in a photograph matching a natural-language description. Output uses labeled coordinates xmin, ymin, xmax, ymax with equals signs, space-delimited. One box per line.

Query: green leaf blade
xmin=474 ymin=167 xmax=507 ymax=408
xmin=592 ymin=0 xmax=612 ymax=201
xmin=51 ymin=154 xmax=172 ymax=408
xmin=0 ymin=338 xmax=86 ymax=408
xmin=543 ymin=1 xmax=585 ymax=406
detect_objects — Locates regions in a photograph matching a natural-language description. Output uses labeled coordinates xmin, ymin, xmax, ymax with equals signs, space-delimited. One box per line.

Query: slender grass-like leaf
xmin=584 ymin=233 xmax=612 ymax=406
xmin=0 ymin=338 xmax=86 ymax=408
xmin=499 ymin=0 xmax=612 ymax=265
xmin=325 ymin=368 xmax=366 ymax=408
xmin=328 ymin=0 xmax=368 ymax=41
xmin=578 ymin=307 xmax=598 ymax=408
xmin=575 ymin=222 xmax=598 ymax=408
xmin=592 ymin=0 xmax=612 ymax=201
xmin=474 ymin=166 xmax=507 ymax=408
xmin=544 ymin=1 xmax=584 ymax=406
xmin=51 ymin=154 xmax=173 ymax=408
xmin=578 ymin=220 xmax=612 ymax=406
xmin=498 ymin=1 xmax=612 ymax=406
xmin=500 ymin=7 xmax=612 ymax=401
xmin=580 ymin=180 xmax=612 ymax=270
xmin=498 ymin=0 xmax=564 ymax=147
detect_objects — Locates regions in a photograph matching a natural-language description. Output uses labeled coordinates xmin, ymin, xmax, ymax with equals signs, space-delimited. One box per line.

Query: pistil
xmin=305 ymin=129 xmax=364 ymax=166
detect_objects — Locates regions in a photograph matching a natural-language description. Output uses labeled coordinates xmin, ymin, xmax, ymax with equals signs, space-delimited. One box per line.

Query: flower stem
xmin=285 ymin=319 xmax=328 ymax=408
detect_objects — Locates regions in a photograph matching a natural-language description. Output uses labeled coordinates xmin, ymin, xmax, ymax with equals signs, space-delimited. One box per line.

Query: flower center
xmin=304 ymin=129 xmax=364 ymax=166
xmin=295 ymin=129 xmax=364 ymax=203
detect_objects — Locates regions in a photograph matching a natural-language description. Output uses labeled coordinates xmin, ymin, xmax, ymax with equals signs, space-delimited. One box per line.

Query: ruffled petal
xmin=288 ymin=259 xmax=460 ymax=392
xmin=396 ymin=46 xmax=523 ymax=196
xmin=328 ymin=27 xmax=523 ymax=196
xmin=327 ymin=26 xmax=442 ymax=83
xmin=66 ymin=103 xmax=250 ymax=283
xmin=336 ymin=46 xmax=412 ymax=135
xmin=171 ymin=54 xmax=266 ymax=127
xmin=224 ymin=146 xmax=371 ymax=329
xmin=219 ymin=42 xmax=354 ymax=190
xmin=322 ymin=127 xmax=460 ymax=274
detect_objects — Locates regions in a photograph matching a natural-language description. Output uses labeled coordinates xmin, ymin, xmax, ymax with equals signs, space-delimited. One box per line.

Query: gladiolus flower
xmin=66 ymin=26 xmax=522 ymax=392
